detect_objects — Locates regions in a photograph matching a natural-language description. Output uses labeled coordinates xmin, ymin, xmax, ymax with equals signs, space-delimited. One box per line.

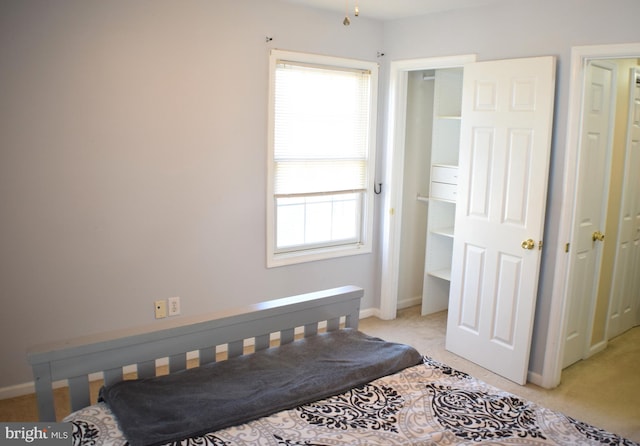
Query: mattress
xmin=65 ymin=356 xmax=639 ymax=446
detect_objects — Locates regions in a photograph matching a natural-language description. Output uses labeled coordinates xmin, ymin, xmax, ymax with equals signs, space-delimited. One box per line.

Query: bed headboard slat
xmin=327 ymin=317 xmax=340 ymax=331
xmin=304 ymin=323 xmax=318 ymax=337
xmin=346 ymin=311 xmax=358 ymax=330
xmin=28 ymin=285 xmax=364 ymax=421
xmin=255 ymin=333 xmax=270 ymax=351
xmin=169 ymin=353 xmax=187 ymax=373
xmin=69 ymin=375 xmax=90 ymax=412
xmin=104 ymin=368 xmax=123 ymax=387
xmin=280 ymin=327 xmax=295 ymax=344
xmin=137 ymin=360 xmax=156 ymax=379
xmin=199 ymin=347 xmax=216 ymax=365
xmin=228 ymin=340 xmax=244 ymax=358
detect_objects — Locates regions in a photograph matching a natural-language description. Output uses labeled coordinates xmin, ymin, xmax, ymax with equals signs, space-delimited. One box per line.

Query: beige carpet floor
xmin=359 ymin=306 xmax=640 ymax=443
xmin=1 ymin=306 xmax=638 ymax=442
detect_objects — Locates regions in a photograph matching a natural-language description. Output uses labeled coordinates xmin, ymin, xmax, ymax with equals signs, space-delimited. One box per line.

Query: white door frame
xmin=380 ymin=54 xmax=476 ymax=320
xmin=607 ymin=66 xmax=640 ymax=340
xmin=544 ymin=42 xmax=640 ymax=389
xmin=561 ymin=59 xmax=617 ymax=369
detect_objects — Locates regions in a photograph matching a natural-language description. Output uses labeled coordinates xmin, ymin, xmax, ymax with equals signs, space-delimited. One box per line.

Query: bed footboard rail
xmin=27 ymin=285 xmax=364 ymax=421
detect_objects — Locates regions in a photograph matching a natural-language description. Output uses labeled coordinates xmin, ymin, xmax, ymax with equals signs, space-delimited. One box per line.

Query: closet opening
xmin=380 ymin=54 xmax=475 ymax=321
xmin=396 ymin=68 xmax=463 ymax=316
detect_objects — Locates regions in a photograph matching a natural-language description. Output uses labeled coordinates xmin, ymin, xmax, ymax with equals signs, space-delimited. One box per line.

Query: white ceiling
xmin=281 ymin=0 xmax=505 ymax=20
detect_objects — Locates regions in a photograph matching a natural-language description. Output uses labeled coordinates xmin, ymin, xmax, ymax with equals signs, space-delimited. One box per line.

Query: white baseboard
xmin=397 ymin=296 xmax=421 ymax=310
xmin=587 ymin=339 xmax=607 ymax=358
xmin=0 ymin=382 xmax=37 ymax=400
xmin=1 ymin=307 xmax=378 ymax=401
xmin=527 ymin=370 xmax=544 ymax=387
xmin=359 ymin=307 xmax=377 ymax=319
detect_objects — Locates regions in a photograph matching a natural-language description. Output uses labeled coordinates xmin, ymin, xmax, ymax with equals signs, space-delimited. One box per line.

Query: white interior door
xmin=608 ymin=67 xmax=640 ymax=339
xmin=446 ymin=56 xmax=556 ymax=385
xmin=562 ymin=61 xmax=616 ymax=368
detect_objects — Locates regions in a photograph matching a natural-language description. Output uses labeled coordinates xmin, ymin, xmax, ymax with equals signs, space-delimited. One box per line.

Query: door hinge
xmin=565 ymin=242 xmax=570 ymax=253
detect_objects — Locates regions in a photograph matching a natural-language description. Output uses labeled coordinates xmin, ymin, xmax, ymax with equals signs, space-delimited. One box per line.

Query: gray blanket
xmin=99 ymin=329 xmax=423 ymax=446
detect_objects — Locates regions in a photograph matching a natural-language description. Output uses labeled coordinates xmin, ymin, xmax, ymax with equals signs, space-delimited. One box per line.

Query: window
xmin=267 ymin=50 xmax=378 ymax=267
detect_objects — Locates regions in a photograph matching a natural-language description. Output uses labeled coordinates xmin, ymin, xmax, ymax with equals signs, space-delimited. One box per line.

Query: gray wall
xmin=1 ymin=0 xmax=640 ymax=391
xmin=0 ymin=0 xmax=383 ymax=389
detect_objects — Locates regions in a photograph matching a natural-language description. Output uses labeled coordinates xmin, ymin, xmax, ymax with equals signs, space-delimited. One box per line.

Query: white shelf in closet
xmin=421 ymin=67 xmax=464 ymax=316
xmin=430 ymin=226 xmax=455 ymax=238
xmin=428 ymin=268 xmax=452 ymax=281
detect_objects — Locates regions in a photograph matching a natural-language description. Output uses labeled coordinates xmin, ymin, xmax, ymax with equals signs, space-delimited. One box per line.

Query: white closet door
xmin=562 ymin=61 xmax=616 ymax=368
xmin=608 ymin=67 xmax=640 ymax=339
xmin=446 ymin=56 xmax=556 ymax=385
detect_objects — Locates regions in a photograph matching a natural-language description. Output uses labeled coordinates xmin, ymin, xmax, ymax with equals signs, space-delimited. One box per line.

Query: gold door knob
xmin=592 ymin=231 xmax=605 ymax=242
xmin=521 ymin=239 xmax=535 ymax=250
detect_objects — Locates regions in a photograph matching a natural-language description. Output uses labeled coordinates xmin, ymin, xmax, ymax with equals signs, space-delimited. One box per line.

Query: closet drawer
xmin=431 ymin=181 xmax=458 ymax=201
xmin=431 ymin=165 xmax=459 ymax=184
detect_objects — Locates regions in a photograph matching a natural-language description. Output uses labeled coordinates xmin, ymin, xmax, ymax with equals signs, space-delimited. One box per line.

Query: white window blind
xmin=267 ymin=51 xmax=378 ymax=267
xmin=273 ymin=62 xmax=371 ymax=196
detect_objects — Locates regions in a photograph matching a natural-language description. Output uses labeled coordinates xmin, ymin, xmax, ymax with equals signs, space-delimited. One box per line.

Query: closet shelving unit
xmin=421 ymin=68 xmax=463 ymax=315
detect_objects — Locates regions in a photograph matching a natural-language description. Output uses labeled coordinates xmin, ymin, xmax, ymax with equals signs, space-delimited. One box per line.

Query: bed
xmin=28 ymin=285 xmax=638 ymax=446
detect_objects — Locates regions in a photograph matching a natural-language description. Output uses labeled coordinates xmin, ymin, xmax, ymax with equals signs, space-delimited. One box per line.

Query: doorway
xmin=395 ymin=67 xmax=464 ymax=315
xmin=380 ymin=54 xmax=475 ymax=320
xmin=562 ymin=58 xmax=640 ymax=369
xmin=562 ymin=60 xmax=617 ymax=369
xmin=545 ymin=42 xmax=640 ymax=389
xmin=381 ymin=55 xmax=557 ymax=385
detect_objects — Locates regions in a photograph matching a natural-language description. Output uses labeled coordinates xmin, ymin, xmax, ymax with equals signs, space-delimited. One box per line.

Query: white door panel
xmin=447 ymin=56 xmax=556 ymax=384
xmin=564 ymin=250 xmax=593 ymax=354
xmin=608 ymin=67 xmax=640 ymax=338
xmin=563 ymin=61 xmax=615 ymax=367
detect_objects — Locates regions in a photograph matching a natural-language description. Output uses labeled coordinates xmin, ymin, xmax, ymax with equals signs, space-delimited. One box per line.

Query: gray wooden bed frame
xmin=27 ymin=285 xmax=363 ymax=422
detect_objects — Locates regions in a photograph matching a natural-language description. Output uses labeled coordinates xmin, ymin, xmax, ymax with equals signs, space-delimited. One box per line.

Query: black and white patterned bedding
xmin=65 ymin=356 xmax=639 ymax=446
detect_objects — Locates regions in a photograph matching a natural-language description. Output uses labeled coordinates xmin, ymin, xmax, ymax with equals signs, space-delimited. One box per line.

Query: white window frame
xmin=267 ymin=50 xmax=378 ymax=267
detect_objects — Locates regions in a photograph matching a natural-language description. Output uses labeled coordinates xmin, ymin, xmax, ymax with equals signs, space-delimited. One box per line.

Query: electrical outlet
xmin=168 ymin=296 xmax=181 ymax=316
xmin=155 ymin=300 xmax=167 ymax=319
